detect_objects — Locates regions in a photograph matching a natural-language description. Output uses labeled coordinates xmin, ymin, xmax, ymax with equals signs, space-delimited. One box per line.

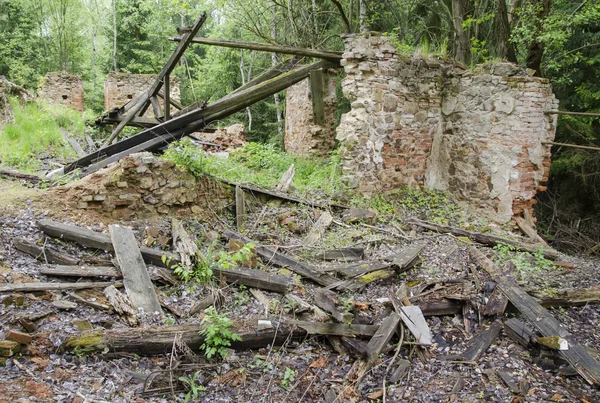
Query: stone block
xmin=6 ymin=330 xmax=32 ymax=345
xmin=81 ymin=195 xmax=93 ymax=202
xmin=116 ymin=181 xmax=128 ymax=188
xmin=0 ymin=340 xmax=20 ymax=357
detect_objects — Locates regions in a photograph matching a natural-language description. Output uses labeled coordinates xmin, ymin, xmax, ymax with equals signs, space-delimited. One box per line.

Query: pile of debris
xmin=0 ymin=176 xmax=599 ymax=402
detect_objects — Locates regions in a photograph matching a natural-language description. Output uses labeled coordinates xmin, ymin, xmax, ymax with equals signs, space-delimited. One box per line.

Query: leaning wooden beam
xmin=410 ymin=219 xmax=560 ymax=260
xmin=110 ymin=225 xmax=163 ymax=316
xmin=227 ymin=58 xmax=299 ymax=98
xmin=542 ymin=141 xmax=600 ymax=152
xmin=38 ymin=265 xmax=121 ymax=278
xmin=314 ymin=288 xmax=354 ymax=323
xmin=544 ymin=110 xmax=600 ymax=118
xmin=0 ymin=281 xmax=117 ymax=293
xmin=470 ymin=247 xmax=600 ymax=385
xmin=171 ymin=36 xmax=343 ymax=62
xmin=223 ymin=230 xmax=346 ymax=289
xmin=61 ymin=319 xmax=307 ymax=355
xmin=102 ymin=12 xmax=208 ymax=147
xmin=366 ymin=313 xmax=401 ymax=361
xmin=98 ymin=115 xmax=161 ymax=128
xmin=64 ymin=60 xmax=331 ymax=176
xmin=38 ymin=219 xmax=176 ymax=267
xmin=213 ymin=267 xmax=292 ymax=293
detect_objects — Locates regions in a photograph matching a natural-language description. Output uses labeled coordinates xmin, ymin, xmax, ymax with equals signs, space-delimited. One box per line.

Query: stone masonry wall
xmin=104 ymin=73 xmax=181 ymax=116
xmin=38 ymin=72 xmax=84 ymax=112
xmin=284 ymin=69 xmax=338 ymax=156
xmin=50 ymin=153 xmax=232 ymax=220
xmin=336 ymin=33 xmax=558 ymax=222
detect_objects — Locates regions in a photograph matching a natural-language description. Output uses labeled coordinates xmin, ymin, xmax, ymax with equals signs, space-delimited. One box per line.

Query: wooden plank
xmin=224 ymin=230 xmax=345 ymax=289
xmin=227 ymin=58 xmax=299 ymax=98
xmin=104 ymin=285 xmax=139 ymax=326
xmin=39 ymin=265 xmax=121 ymax=278
xmin=213 ymin=267 xmax=291 ymax=294
xmin=411 ymin=219 xmax=560 ymax=260
xmin=285 ymin=294 xmax=329 ymax=321
xmin=59 ymin=128 xmax=86 ymax=157
xmin=163 ymin=75 xmax=170 ymax=120
xmin=149 ymin=96 xmax=164 ymax=120
xmin=0 ymin=281 xmax=116 ymax=293
xmin=0 ymin=168 xmax=42 ymax=182
xmin=399 ymin=306 xmax=432 ymax=345
xmin=366 ymin=313 xmax=401 ymax=361
xmin=513 ymin=216 xmax=549 ymax=247
xmin=470 ymin=247 xmax=600 ymax=385
xmin=309 ymin=69 xmax=325 ymax=125
xmin=335 ymin=245 xmax=422 ymax=278
xmin=483 ymin=286 xmax=509 ymax=316
xmin=304 ymin=211 xmax=333 ymax=246
xmin=537 ymin=287 xmax=600 ymax=308
xmin=13 ymin=238 xmax=79 ymax=265
xmin=39 ymin=219 xmax=176 ymax=267
xmin=288 ymin=320 xmax=378 ymax=337
xmin=173 ymin=36 xmax=343 ymax=61
xmin=314 ymin=288 xmax=353 ymax=323
xmin=503 ymin=318 xmax=537 ymax=347
xmin=171 ymin=218 xmax=197 ymax=270
xmin=249 ymin=288 xmax=272 ymax=316
xmin=235 ymin=185 xmax=246 ymax=231
xmin=318 ymin=248 xmax=364 ymax=261
xmin=419 ymin=300 xmax=463 ymax=316
xmin=110 ymin=225 xmax=163 ymax=315
xmin=460 ymin=322 xmax=502 ymax=362
xmin=98 ymin=115 xmax=161 ymax=128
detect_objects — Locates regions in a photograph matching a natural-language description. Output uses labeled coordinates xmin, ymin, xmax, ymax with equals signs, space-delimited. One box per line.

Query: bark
xmin=451 ymin=0 xmax=470 ymax=64
xmin=526 ymin=0 xmax=551 ymax=77
xmin=494 ymin=0 xmax=517 ymax=62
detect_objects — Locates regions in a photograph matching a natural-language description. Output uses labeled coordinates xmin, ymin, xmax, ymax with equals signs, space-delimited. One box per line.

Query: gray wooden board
xmin=314 ymin=288 xmax=353 ymax=323
xmin=318 ymin=248 xmax=364 ymax=261
xmin=13 ymin=238 xmax=79 ymax=266
xmin=399 ymin=305 xmax=432 ymax=345
xmin=213 ymin=267 xmax=291 ymax=293
xmin=0 ymin=281 xmax=117 ymax=293
xmin=235 ymin=185 xmax=246 ymax=230
xmin=460 ymin=322 xmax=503 ymax=362
xmin=288 ymin=320 xmax=378 ymax=337
xmin=39 ymin=265 xmax=121 ymax=278
xmin=110 ymin=225 xmax=163 ymax=315
xmin=366 ymin=313 xmax=401 ymax=361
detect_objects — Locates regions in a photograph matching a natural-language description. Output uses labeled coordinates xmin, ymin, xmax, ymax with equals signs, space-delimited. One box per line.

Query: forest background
xmin=0 ymin=0 xmax=599 ymax=252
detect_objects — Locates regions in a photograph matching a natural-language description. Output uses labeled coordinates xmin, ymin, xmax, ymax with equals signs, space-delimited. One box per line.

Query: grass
xmin=0 ymin=98 xmax=86 ymax=172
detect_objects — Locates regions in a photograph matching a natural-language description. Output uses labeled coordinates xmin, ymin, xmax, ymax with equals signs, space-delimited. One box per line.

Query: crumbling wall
xmin=50 ymin=153 xmax=232 ymax=220
xmin=38 ymin=72 xmax=84 ymax=112
xmin=284 ymin=69 xmax=338 ymax=156
xmin=336 ymin=33 xmax=558 ymax=222
xmin=104 ymin=73 xmax=181 ymax=115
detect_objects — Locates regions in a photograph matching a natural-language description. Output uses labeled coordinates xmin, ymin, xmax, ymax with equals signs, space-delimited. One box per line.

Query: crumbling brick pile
xmin=335 ymin=33 xmax=558 ymax=222
xmin=191 ymin=123 xmax=246 ymax=150
xmin=50 ymin=153 xmax=232 ymax=219
xmin=38 ymin=72 xmax=84 ymax=112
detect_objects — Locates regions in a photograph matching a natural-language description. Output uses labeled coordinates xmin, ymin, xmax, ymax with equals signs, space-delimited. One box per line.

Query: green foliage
xmin=199 ymin=307 xmax=242 ymax=359
xmin=0 ymin=99 xmax=87 ymax=172
xmin=179 ymin=371 xmax=206 ymax=402
xmin=280 ymin=367 xmax=297 ymax=390
xmin=163 ymin=140 xmax=209 ymax=178
xmin=216 ymin=242 xmax=256 ymax=270
xmin=493 ymin=243 xmax=557 ymax=280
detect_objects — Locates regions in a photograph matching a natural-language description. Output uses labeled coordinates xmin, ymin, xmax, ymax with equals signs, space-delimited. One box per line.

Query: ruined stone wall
xmin=336 ymin=33 xmax=558 ymax=222
xmin=284 ymin=69 xmax=338 ymax=156
xmin=50 ymin=153 xmax=232 ymax=220
xmin=38 ymin=73 xmax=84 ymax=112
xmin=104 ymin=73 xmax=181 ymax=115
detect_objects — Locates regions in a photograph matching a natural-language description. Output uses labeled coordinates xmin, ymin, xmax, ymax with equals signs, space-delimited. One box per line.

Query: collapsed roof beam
xmin=64 ymin=59 xmax=333 ymax=176
xmin=170 ymin=36 xmax=342 ymax=63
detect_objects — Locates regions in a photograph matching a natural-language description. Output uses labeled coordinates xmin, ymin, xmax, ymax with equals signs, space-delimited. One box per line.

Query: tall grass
xmin=0 ymin=99 xmax=85 ymax=172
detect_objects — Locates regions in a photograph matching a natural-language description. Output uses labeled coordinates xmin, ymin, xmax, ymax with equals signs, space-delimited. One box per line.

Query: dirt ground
xmin=0 ymin=177 xmax=599 ymax=403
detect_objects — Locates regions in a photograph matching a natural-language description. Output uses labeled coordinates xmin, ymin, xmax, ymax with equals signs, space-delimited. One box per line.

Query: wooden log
xmin=398 ymin=306 xmax=432 ymax=345
xmin=318 ymin=248 xmax=364 ymax=261
xmin=224 ymin=230 xmax=346 ymax=289
xmin=173 ymin=36 xmax=343 ymax=61
xmin=39 ymin=265 xmax=121 ymax=278
xmin=61 ymin=319 xmax=307 ymax=356
xmin=39 ymin=219 xmax=176 ymax=267
xmin=410 ymin=219 xmax=560 ymax=260
xmin=13 ymin=238 xmax=79 ymax=265
xmin=285 ymin=294 xmax=329 ymax=321
xmin=0 ymin=168 xmax=42 ymax=183
xmin=104 ymin=285 xmax=139 ymax=326
xmin=534 ymin=287 xmax=600 ymax=308
xmin=470 ymin=247 xmax=600 ymax=385
xmin=366 ymin=313 xmax=401 ymax=361
xmin=149 ymin=96 xmax=164 ymax=120
xmin=59 ymin=128 xmax=86 ymax=157
xmin=213 ymin=267 xmax=291 ymax=294
xmin=304 ymin=211 xmax=333 ymax=246
xmin=313 ymin=288 xmax=353 ymax=323
xmin=0 ymin=281 xmax=117 ymax=293
xmin=110 ymin=225 xmax=163 ymax=315
xmin=288 ymin=320 xmax=378 ymax=337
xmin=513 ymin=216 xmax=549 ymax=247
xmin=459 ymin=322 xmax=502 ymax=362
xmin=309 ymin=69 xmax=325 ymax=124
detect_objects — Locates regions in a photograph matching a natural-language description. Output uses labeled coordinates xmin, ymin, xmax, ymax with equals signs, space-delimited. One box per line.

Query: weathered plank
xmin=235 ymin=185 xmax=246 ymax=231
xmin=60 ymin=128 xmax=86 ymax=157
xmin=274 ymin=164 xmax=295 ymax=193
xmin=39 ymin=219 xmax=176 ymax=267
xmin=13 ymin=238 xmax=79 ymax=265
xmin=213 ymin=267 xmax=291 ymax=294
xmin=171 ymin=218 xmax=197 ymax=270
xmin=104 ymin=285 xmax=139 ymax=326
xmin=110 ymin=225 xmax=163 ymax=316
xmin=0 ymin=168 xmax=42 ymax=183
xmin=309 ymin=69 xmax=325 ymax=124
xmin=304 ymin=211 xmax=333 ymax=246
xmin=285 ymin=294 xmax=329 ymax=321
xmin=459 ymin=322 xmax=503 ymax=362
xmin=314 ymin=288 xmax=353 ymax=323
xmin=318 ymin=248 xmax=364 ymax=261
xmin=288 ymin=320 xmax=378 ymax=337
xmin=366 ymin=313 xmax=401 ymax=361
xmin=483 ymin=286 xmax=509 ymax=316
xmin=471 ymin=247 xmax=600 ymax=385
xmin=39 ymin=265 xmax=121 ymax=278
xmin=0 ymin=281 xmax=117 ymax=293
xmin=399 ymin=306 xmax=432 ymax=345
xmin=513 ymin=216 xmax=549 ymax=247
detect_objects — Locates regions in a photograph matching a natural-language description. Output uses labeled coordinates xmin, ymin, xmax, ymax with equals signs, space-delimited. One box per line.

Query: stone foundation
xmin=336 ymin=34 xmax=558 ymax=222
xmin=104 ymin=73 xmax=180 ymax=115
xmin=284 ymin=69 xmax=338 ymax=156
xmin=38 ymin=73 xmax=84 ymax=112
xmin=50 ymin=153 xmax=232 ymax=220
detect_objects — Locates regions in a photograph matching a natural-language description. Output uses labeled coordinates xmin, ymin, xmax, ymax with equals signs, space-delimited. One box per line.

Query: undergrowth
xmin=163 ymin=140 xmax=344 ymax=196
xmin=493 ymin=242 xmax=558 ymax=281
xmin=0 ymin=98 xmax=87 ymax=172
xmin=199 ymin=307 xmax=241 ymax=359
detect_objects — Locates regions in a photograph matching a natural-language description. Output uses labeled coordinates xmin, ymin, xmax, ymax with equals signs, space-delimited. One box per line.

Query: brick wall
xmin=336 ymin=33 xmax=558 ymax=222
xmin=38 ymin=73 xmax=84 ymax=112
xmin=104 ymin=73 xmax=180 ymax=116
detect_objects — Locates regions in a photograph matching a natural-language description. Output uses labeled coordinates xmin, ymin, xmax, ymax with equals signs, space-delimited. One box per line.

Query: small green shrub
xmin=199 ymin=307 xmax=242 ymax=359
xmin=493 ymin=242 xmax=557 ymax=280
xmin=179 ymin=372 xmax=206 ymax=402
xmin=280 ymin=367 xmax=297 ymax=390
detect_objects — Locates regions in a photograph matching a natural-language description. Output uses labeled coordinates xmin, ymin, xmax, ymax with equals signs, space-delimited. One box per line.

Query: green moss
xmin=63 ymin=332 xmax=105 ymax=354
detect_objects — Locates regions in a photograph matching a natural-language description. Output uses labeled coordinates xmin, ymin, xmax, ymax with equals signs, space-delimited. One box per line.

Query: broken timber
xmin=38 ymin=265 xmax=121 ymax=278
xmin=13 ymin=238 xmax=79 ymax=266
xmin=470 ymin=247 xmax=600 ymax=385
xmin=64 ymin=59 xmax=332 ymax=177
xmin=0 ymin=281 xmax=117 ymax=293
xmin=213 ymin=267 xmax=291 ymax=293
xmin=288 ymin=320 xmax=378 ymax=337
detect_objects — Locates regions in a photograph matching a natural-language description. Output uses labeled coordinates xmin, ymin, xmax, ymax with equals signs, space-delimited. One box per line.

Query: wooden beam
xmin=235 ymin=185 xmax=246 ymax=231
xmin=366 ymin=313 xmax=401 ymax=361
xmin=98 ymin=115 xmax=161 ymax=128
xmin=38 ymin=265 xmax=121 ymax=278
xmin=544 ymin=110 xmax=600 ymax=118
xmin=213 ymin=267 xmax=291 ymax=293
xmin=227 ymin=58 xmax=299 ymax=98
xmin=149 ymin=96 xmax=164 ymax=120
xmin=309 ymin=69 xmax=325 ymax=125
xmin=470 ymin=247 xmax=600 ymax=385
xmin=172 ymin=36 xmax=343 ymax=62
xmin=0 ymin=281 xmax=117 ymax=293
xmin=13 ymin=238 xmax=79 ymax=266
xmin=542 ymin=141 xmax=600 ymax=152
xmin=288 ymin=320 xmax=378 ymax=337
xmin=163 ymin=75 xmax=171 ymax=120
xmin=459 ymin=322 xmax=502 ymax=362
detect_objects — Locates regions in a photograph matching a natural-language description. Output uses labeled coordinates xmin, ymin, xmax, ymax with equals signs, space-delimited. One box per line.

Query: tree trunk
xmin=526 ymin=0 xmax=551 ymax=77
xmin=451 ymin=0 xmax=470 ymax=64
xmin=494 ymin=0 xmax=517 ymax=62
xmin=271 ymin=7 xmax=284 ymax=139
xmin=359 ymin=0 xmax=368 ymax=33
xmin=112 ymin=0 xmax=118 ymax=71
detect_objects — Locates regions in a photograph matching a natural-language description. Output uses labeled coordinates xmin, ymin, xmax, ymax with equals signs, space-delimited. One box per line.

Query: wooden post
xmin=309 ymin=69 xmax=325 ymax=125
xmin=164 ymin=75 xmax=170 ymax=121
xmin=149 ymin=96 xmax=164 ymax=121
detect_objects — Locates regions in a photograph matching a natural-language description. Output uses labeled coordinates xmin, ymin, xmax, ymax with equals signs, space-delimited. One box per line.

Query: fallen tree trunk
xmin=410 ymin=219 xmax=560 ymax=260
xmin=61 ymin=319 xmax=306 ymax=356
